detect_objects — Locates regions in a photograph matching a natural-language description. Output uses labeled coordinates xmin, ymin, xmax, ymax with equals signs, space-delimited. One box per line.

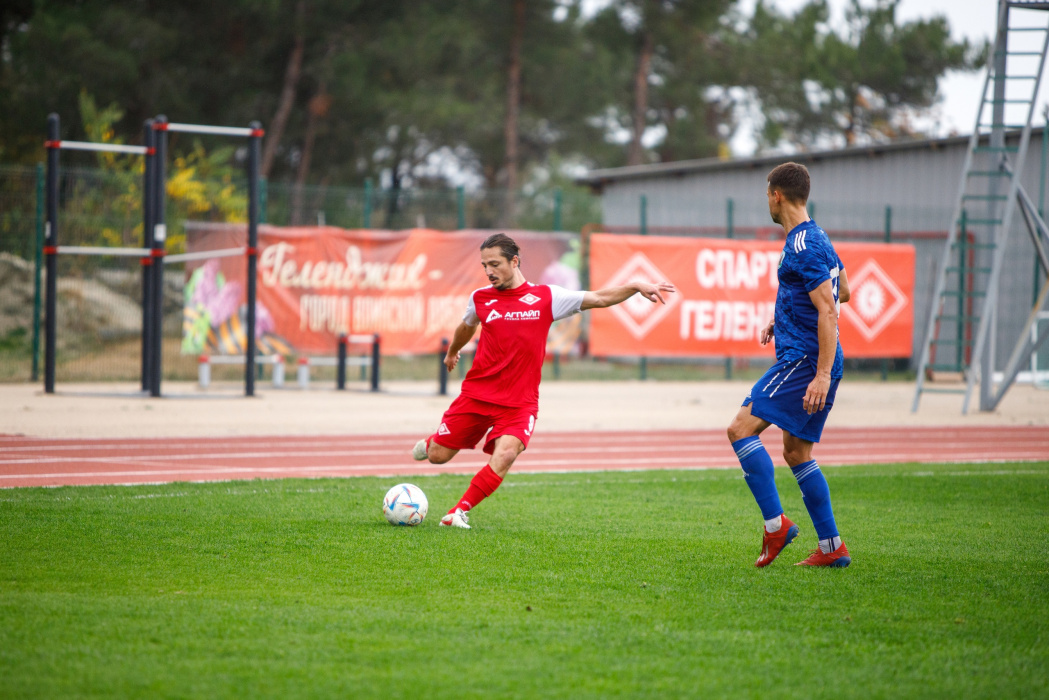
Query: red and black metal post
xmin=245 ymin=122 xmax=262 ymax=397
xmin=141 ymin=119 xmax=155 ymax=393
xmin=150 ymin=116 xmax=168 ymax=397
xmin=43 ymin=114 xmax=59 ymax=394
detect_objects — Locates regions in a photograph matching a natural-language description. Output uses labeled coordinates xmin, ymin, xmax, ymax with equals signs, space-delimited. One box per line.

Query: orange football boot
xmin=796 ymin=542 xmax=851 ymax=568
xmin=755 ymin=515 xmax=799 ymax=568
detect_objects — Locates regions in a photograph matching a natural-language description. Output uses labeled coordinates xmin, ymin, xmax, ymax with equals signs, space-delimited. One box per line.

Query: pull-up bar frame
xmin=44 ymin=140 xmax=152 ymax=156
xmin=151 ymin=116 xmax=264 ymax=397
xmin=44 ymin=113 xmax=264 ymax=398
xmin=51 ymin=246 xmax=153 ymax=257
xmin=155 ymin=122 xmax=263 ymax=138
xmin=43 ymin=113 xmax=156 ymax=394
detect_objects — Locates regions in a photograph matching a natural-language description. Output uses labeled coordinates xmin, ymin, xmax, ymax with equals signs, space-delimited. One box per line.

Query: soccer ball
xmin=382 ymin=483 xmax=428 ymax=526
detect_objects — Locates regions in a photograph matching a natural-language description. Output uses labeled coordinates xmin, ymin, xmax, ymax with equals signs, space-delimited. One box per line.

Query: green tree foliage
xmin=585 ymin=0 xmax=735 ymax=165
xmin=0 ymin=0 xmax=986 ymax=185
xmin=739 ymin=0 xmax=987 ymax=150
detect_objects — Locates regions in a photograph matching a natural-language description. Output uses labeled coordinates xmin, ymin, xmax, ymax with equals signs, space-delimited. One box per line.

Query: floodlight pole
xmin=44 ymin=114 xmax=59 ymax=394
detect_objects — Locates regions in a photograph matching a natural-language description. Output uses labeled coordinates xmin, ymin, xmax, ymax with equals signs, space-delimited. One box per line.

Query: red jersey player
xmin=412 ymin=233 xmax=675 ymax=528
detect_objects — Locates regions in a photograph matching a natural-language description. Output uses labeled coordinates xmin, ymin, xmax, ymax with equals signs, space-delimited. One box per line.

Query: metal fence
xmin=6 ymin=164 xmax=1034 ymax=385
xmin=0 ymin=165 xmax=601 ymax=384
xmin=602 ymin=190 xmax=1048 ymax=377
xmin=261 ymin=180 xmax=600 ymax=233
xmin=0 ymin=165 xmax=42 ymax=261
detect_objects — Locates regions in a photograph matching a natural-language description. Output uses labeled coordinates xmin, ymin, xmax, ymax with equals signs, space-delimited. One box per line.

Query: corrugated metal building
xmin=579 ymin=130 xmax=1049 ymax=368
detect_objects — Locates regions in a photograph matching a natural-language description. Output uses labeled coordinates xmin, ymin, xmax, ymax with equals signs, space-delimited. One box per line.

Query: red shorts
xmin=432 ymin=394 xmax=537 ymax=455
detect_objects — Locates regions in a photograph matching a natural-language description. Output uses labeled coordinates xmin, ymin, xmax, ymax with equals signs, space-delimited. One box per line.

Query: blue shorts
xmin=742 ymin=356 xmax=839 ymax=443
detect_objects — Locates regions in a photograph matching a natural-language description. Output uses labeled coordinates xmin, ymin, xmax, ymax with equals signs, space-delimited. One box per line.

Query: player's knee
xmin=427 ymin=445 xmax=452 ymax=464
xmin=490 ymin=446 xmax=520 ymax=470
xmin=493 ymin=446 xmax=519 ymax=465
xmin=781 ymin=446 xmax=808 ymax=467
xmin=727 ymin=420 xmax=751 ymax=444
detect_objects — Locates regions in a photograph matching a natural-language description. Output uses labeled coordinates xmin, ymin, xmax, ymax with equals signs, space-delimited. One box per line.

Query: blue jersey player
xmin=726 ymin=162 xmax=853 ymax=568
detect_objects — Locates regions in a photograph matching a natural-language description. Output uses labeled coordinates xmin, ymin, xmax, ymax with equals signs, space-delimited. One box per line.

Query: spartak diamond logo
xmin=606 ymin=252 xmax=678 ymax=339
xmin=520 ymin=293 xmax=541 ymax=305
xmin=840 ymin=260 xmax=907 ymax=341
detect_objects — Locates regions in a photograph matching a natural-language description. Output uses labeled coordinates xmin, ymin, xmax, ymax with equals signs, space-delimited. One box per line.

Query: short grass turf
xmin=1 ymin=461 xmax=1047 ymax=699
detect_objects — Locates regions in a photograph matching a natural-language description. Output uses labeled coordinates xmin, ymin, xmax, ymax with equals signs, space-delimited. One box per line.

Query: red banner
xmin=588 ymin=233 xmax=914 ymax=358
xmin=181 ymin=226 xmax=580 ymax=356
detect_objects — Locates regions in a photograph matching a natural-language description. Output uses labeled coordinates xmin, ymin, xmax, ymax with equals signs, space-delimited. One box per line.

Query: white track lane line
xmin=4 ymin=452 xmax=1049 ymax=483
xmin=2 ymin=427 xmax=1045 ymax=451
xmin=3 ymin=436 xmax=1046 ymax=467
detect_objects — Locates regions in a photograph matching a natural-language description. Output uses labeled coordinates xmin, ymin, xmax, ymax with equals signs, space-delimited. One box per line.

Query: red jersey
xmin=459 ymin=282 xmax=584 ymax=410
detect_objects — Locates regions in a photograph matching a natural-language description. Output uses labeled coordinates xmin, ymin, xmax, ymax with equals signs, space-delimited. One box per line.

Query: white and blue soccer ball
xmin=382 ymin=483 xmax=428 ymax=526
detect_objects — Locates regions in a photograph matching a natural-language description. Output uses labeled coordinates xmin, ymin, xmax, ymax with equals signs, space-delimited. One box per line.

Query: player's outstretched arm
xmin=444 ymin=321 xmax=478 ymax=372
xmin=580 ymin=282 xmax=676 ymax=310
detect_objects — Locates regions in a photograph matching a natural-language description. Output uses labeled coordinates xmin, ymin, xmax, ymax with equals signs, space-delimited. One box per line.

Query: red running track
xmin=0 ymin=426 xmax=1046 ymax=489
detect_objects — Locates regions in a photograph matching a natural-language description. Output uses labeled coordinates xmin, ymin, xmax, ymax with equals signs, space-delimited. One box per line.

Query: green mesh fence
xmin=0 ymin=165 xmax=40 ymax=260
xmin=46 ymin=166 xmax=150 ymax=386
xmin=0 ymin=165 xmax=42 ymax=381
xmin=3 ymin=164 xmax=983 ymax=385
xmin=0 ymin=165 xmax=603 ymax=383
xmin=261 ymin=181 xmax=601 ymax=233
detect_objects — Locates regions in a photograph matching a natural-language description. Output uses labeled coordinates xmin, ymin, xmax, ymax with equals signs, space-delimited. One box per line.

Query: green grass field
xmin=2 ymin=462 xmax=1047 ymax=699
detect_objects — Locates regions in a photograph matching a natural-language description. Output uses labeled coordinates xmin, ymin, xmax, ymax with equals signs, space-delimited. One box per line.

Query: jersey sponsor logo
xmin=503 ymin=309 xmax=541 ymax=320
xmin=839 ymin=260 xmax=908 ymax=341
xmin=485 ymin=299 xmax=498 ymax=306
xmin=486 ymin=308 xmax=540 ymax=322
xmin=519 ymin=293 xmax=541 ymax=305
xmin=604 ymin=252 xmax=679 ymax=339
xmin=438 ymin=422 xmax=451 ymax=435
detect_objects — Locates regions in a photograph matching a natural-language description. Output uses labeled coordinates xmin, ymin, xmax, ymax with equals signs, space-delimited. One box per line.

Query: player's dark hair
xmin=481 ymin=233 xmax=520 ymax=263
xmin=767 ymin=162 xmax=810 ymax=204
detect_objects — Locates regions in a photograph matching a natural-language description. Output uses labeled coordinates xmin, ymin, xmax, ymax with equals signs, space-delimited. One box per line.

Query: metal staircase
xmin=913 ymin=0 xmax=1049 ymax=413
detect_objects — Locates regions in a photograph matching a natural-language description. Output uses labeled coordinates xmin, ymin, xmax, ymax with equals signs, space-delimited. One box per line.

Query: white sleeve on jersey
xmin=462 ymin=290 xmax=480 ymax=326
xmin=549 ymin=284 xmax=585 ymax=321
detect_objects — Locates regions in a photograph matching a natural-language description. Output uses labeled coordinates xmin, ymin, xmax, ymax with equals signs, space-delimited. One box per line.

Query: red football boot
xmin=795 ymin=542 xmax=851 ymax=568
xmin=754 ymin=515 xmax=799 ymax=568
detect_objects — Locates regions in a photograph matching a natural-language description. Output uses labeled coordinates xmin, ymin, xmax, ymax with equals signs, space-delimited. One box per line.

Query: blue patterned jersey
xmin=773 ymin=220 xmax=844 ymax=378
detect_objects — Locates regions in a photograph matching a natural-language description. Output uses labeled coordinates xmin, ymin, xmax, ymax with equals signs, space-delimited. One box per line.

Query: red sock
xmin=451 ymin=464 xmax=503 ymax=513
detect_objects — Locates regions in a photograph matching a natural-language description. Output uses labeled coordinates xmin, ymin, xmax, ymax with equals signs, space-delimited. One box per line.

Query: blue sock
xmin=732 ymin=437 xmax=783 ymax=520
xmin=791 ymin=460 xmax=839 ymax=540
